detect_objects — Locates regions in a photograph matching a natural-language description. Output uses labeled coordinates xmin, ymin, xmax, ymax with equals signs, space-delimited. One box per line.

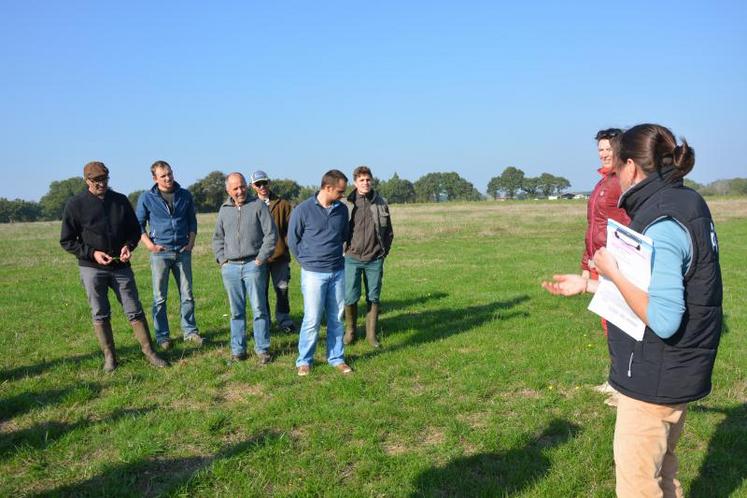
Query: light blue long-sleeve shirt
xmin=644 ymin=218 xmax=692 ymax=338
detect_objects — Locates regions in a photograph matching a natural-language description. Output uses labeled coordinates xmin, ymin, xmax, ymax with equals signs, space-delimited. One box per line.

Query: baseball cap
xmin=250 ymin=170 xmax=270 ymax=184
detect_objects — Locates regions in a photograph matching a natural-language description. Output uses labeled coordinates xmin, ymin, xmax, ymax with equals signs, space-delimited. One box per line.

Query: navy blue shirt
xmin=288 ymin=194 xmax=349 ymax=272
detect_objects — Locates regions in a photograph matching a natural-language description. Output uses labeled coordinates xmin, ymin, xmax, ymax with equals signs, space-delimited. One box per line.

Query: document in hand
xmin=588 ymin=219 xmax=653 ymax=341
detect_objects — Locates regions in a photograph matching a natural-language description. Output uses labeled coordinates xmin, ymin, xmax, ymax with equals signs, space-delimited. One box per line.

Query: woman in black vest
xmin=543 ymin=123 xmax=722 ymax=497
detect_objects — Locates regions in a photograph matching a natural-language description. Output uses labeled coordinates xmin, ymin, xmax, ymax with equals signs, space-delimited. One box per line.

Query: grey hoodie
xmin=212 ymin=197 xmax=277 ymax=264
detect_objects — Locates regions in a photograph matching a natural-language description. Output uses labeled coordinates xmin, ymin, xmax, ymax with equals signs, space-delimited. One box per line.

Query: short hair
xmin=150 ymin=160 xmax=172 ymax=176
xmin=352 ymin=165 xmax=372 ymax=179
xmin=320 ymin=169 xmax=348 ymax=189
xmin=225 ymin=172 xmax=246 ymax=189
xmin=595 ymin=128 xmax=623 ymax=142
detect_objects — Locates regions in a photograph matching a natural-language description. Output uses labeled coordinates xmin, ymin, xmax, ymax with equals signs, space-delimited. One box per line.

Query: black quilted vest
xmin=607 ymin=167 xmax=722 ymax=404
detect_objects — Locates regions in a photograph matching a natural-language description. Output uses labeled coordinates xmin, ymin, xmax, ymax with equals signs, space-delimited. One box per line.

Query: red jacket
xmin=582 ymin=168 xmax=630 ymax=272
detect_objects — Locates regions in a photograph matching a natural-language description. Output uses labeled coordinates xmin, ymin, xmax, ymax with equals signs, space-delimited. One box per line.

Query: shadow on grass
xmin=0 ymin=383 xmax=101 ymax=422
xmin=688 ymin=403 xmax=746 ymax=498
xmin=349 ymin=295 xmax=529 ymax=362
xmin=410 ymin=418 xmax=579 ymax=497
xmin=0 ymin=406 xmax=155 ymax=460
xmin=380 ymin=291 xmax=449 ymax=314
xmin=33 ymin=429 xmax=283 ymax=497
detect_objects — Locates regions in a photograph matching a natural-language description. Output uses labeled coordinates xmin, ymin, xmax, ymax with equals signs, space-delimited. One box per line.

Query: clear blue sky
xmin=1 ymin=0 xmax=745 ymax=201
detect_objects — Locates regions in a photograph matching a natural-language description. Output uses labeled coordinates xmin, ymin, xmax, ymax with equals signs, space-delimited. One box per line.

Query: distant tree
xmin=270 ymin=179 xmax=302 ymax=201
xmin=731 ymin=178 xmax=747 ymax=195
xmin=39 ymin=177 xmax=86 ymax=220
xmin=189 ymin=171 xmax=226 ymax=213
xmin=684 ymin=178 xmax=704 ymax=191
xmin=488 ymin=167 xmax=525 ymax=199
xmin=128 ymin=190 xmax=145 ymax=208
xmin=538 ymin=173 xmax=558 ymax=197
xmin=0 ymin=198 xmax=42 ymax=223
xmin=378 ymin=173 xmax=416 ymax=203
xmin=520 ymin=177 xmax=540 ymax=198
xmin=553 ymin=176 xmax=571 ymax=194
xmin=294 ymin=185 xmax=318 ymax=205
xmin=414 ymin=172 xmax=480 ymax=202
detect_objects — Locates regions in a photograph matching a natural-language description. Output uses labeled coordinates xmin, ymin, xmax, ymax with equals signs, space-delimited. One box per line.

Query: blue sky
xmin=1 ymin=0 xmax=745 ymax=200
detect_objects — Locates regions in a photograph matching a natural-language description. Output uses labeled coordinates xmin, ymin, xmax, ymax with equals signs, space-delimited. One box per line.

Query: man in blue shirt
xmin=136 ymin=161 xmax=202 ymax=350
xmin=288 ymin=169 xmax=352 ymax=376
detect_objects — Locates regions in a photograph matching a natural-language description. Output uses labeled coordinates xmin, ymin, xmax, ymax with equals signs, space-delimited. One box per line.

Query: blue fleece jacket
xmin=135 ymin=182 xmax=197 ymax=250
xmin=288 ymin=194 xmax=349 ymax=272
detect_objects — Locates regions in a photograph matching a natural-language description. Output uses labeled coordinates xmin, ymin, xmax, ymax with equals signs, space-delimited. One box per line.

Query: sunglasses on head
xmin=596 ymin=128 xmax=622 ymax=141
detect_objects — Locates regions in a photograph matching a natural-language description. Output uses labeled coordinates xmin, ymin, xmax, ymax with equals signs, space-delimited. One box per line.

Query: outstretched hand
xmin=541 ymin=274 xmax=586 ymax=296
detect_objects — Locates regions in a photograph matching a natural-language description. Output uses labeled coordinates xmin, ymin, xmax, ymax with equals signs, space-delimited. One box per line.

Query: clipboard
xmin=587 ymin=219 xmax=653 ymax=341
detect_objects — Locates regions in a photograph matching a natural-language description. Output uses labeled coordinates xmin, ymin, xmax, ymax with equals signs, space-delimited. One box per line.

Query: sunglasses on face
xmin=89 ymin=176 xmax=109 ymax=184
xmin=253 ymin=181 xmax=269 ymax=188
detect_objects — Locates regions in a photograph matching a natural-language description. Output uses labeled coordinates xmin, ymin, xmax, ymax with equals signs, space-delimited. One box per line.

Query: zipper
xmin=627 ymin=352 xmax=634 ymax=377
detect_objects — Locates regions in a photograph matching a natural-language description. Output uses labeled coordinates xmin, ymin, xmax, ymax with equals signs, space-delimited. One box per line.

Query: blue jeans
xmin=150 ymin=250 xmax=198 ymax=342
xmin=221 ymin=261 xmax=270 ymax=356
xmin=296 ymin=268 xmax=346 ymax=367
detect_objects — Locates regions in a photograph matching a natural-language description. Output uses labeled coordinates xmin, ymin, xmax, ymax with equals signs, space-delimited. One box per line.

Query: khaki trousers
xmin=614 ymin=393 xmax=688 ymax=498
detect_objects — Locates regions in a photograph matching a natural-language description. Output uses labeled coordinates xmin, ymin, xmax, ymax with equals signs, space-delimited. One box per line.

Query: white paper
xmin=588 ymin=219 xmax=653 ymax=341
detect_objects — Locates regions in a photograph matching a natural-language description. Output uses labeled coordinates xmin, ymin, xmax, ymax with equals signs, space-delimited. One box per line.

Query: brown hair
xmin=595 ymin=128 xmax=622 ymax=142
xmin=320 ymin=169 xmax=348 ymax=188
xmin=150 ymin=160 xmax=172 ymax=176
xmin=618 ymin=124 xmax=695 ymax=180
xmin=352 ymin=165 xmax=372 ymax=179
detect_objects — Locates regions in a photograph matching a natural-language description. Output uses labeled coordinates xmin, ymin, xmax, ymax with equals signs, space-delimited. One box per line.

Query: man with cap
xmin=213 ymin=172 xmax=277 ymax=363
xmin=136 ymin=160 xmax=203 ymax=351
xmin=342 ymin=165 xmax=394 ymax=348
xmin=60 ymin=161 xmax=168 ymax=371
xmin=249 ymin=170 xmax=296 ymax=333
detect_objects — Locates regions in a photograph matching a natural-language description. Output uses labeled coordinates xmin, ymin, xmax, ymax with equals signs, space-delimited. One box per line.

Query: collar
xmin=619 ymin=166 xmax=682 ymax=217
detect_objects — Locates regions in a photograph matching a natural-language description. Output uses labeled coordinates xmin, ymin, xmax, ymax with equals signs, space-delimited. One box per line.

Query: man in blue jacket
xmin=136 ymin=161 xmax=202 ymax=350
xmin=288 ymin=169 xmax=352 ymax=376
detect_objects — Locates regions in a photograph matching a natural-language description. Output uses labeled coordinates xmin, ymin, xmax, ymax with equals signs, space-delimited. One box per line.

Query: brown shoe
xmin=258 ymin=352 xmax=272 ymax=365
xmin=130 ymin=319 xmax=169 ymax=368
xmin=365 ymin=302 xmax=380 ymax=348
xmin=335 ymin=363 xmax=353 ymax=374
xmin=93 ymin=320 xmax=118 ymax=372
xmin=297 ymin=365 xmax=311 ymax=377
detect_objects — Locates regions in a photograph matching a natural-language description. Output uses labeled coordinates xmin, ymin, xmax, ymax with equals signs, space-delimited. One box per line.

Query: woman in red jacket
xmin=583 ymin=129 xmax=631 ymax=400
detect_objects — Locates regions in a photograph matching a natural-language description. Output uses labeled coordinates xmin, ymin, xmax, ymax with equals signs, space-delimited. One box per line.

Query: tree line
xmin=2 ymin=169 xmax=746 ymax=222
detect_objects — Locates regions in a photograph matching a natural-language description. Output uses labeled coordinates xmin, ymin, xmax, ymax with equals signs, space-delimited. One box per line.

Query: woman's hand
xmin=541 ymin=274 xmax=587 ymax=296
xmin=593 ymin=248 xmax=619 ymax=280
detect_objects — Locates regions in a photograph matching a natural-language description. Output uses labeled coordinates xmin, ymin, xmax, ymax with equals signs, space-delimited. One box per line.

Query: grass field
xmin=1 ymin=199 xmax=745 ymax=497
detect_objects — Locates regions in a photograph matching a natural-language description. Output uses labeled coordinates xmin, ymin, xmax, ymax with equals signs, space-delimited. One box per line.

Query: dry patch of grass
xmin=221 ymin=382 xmax=266 ymax=403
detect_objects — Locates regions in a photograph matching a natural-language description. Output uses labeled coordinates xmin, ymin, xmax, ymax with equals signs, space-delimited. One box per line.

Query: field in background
xmin=1 ymin=199 xmax=745 ymax=497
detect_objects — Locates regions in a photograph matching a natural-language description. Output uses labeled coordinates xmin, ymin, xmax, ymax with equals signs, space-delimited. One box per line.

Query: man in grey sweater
xmin=213 ymin=172 xmax=277 ymax=363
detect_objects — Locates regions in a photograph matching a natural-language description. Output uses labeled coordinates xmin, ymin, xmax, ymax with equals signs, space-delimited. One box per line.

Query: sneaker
xmin=184 ymin=333 xmax=204 ymax=347
xmin=593 ymin=381 xmax=617 ymax=394
xmin=604 ymin=392 xmax=619 ymax=407
xmin=335 ymin=363 xmax=353 ymax=374
xmin=231 ymin=352 xmax=247 ymax=362
xmin=158 ymin=339 xmax=172 ymax=351
xmin=297 ymin=365 xmax=310 ymax=377
xmin=258 ymin=352 xmax=272 ymax=365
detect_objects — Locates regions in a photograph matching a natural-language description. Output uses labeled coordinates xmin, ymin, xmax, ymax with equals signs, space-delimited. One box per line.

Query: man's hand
xmin=148 ymin=243 xmax=166 ymax=253
xmin=119 ymin=245 xmax=132 ymax=263
xmin=255 ymin=258 xmax=264 ymax=266
xmin=541 ymin=274 xmax=587 ymax=296
xmin=93 ymin=250 xmax=113 ymax=265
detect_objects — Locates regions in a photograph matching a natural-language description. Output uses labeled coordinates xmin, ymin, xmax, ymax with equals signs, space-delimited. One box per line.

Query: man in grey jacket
xmin=342 ymin=165 xmax=394 ymax=348
xmin=212 ymin=172 xmax=277 ymax=363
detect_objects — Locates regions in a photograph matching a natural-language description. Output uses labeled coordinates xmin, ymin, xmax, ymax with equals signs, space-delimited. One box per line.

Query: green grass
xmin=1 ymin=199 xmax=745 ymax=497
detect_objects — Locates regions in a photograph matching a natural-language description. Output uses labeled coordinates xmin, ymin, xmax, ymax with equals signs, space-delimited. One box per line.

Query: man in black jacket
xmin=60 ymin=161 xmax=167 ymax=372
